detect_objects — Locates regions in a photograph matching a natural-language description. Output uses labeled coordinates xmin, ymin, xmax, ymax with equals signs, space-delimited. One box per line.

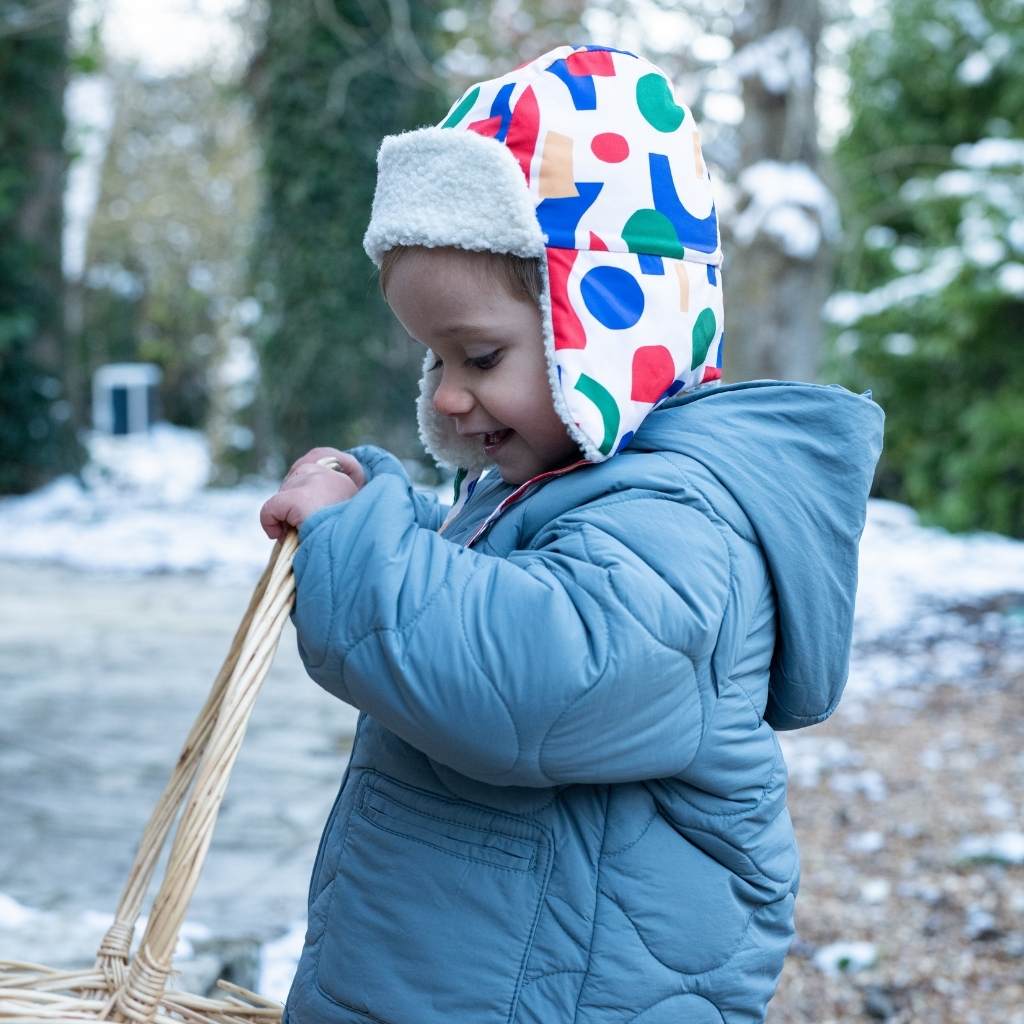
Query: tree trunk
xmin=0 ymin=1 xmax=82 ymax=491
xmin=724 ymin=0 xmax=835 ymax=383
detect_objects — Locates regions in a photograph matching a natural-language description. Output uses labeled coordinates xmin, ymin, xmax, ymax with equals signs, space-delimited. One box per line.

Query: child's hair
xmin=378 ymin=245 xmax=544 ymax=307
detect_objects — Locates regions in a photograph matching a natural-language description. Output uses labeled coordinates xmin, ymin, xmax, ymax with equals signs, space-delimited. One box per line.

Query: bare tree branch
xmin=354 ymin=0 xmax=389 ymax=35
xmin=322 ymin=45 xmax=381 ymax=120
xmin=312 ymin=0 xmax=443 ymax=118
xmin=312 ymin=0 xmax=367 ymax=50
xmin=385 ymin=0 xmax=441 ymax=89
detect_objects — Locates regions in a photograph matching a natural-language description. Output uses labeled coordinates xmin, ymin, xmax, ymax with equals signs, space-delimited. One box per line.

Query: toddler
xmin=261 ymin=43 xmax=884 ymax=1024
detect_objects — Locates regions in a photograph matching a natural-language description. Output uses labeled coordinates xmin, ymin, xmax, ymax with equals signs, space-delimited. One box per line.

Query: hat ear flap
xmin=416 ymin=349 xmax=493 ymax=474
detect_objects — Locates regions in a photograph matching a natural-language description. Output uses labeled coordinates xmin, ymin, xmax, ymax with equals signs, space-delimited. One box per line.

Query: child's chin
xmin=496 ymin=461 xmax=530 ymax=487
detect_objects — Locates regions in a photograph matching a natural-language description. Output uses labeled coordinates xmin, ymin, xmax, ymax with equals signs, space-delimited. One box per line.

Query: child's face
xmin=385 ymin=247 xmax=581 ymax=486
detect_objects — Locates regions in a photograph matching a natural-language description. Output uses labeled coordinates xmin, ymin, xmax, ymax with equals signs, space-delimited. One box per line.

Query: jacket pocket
xmin=314 ymin=770 xmax=553 ymax=1024
xmin=308 ymin=714 xmax=367 ymax=907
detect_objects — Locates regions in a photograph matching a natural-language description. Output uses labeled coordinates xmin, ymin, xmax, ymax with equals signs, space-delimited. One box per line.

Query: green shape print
xmin=575 ymin=373 xmax=621 ymax=456
xmin=636 ymin=74 xmax=686 ymax=132
xmin=442 ymin=86 xmax=481 ymax=129
xmin=623 ymin=208 xmax=684 ymax=259
xmin=691 ymin=307 xmax=717 ymax=369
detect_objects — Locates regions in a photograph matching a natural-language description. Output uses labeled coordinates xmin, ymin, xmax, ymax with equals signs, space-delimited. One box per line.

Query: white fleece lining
xmin=363 ymin=127 xmax=546 ymax=265
xmin=364 ymin=125 xmax=601 ymax=470
xmin=416 ymin=351 xmax=493 ymax=473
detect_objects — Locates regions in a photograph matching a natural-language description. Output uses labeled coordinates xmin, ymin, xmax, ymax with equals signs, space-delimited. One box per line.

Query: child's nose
xmin=432 ymin=376 xmax=474 ymax=417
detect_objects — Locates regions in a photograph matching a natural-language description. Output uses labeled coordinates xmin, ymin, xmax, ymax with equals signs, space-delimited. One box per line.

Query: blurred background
xmin=0 ymin=2 xmax=1022 ymax=1022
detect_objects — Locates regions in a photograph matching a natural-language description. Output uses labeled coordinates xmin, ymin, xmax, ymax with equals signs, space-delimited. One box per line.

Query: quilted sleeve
xmin=345 ymin=444 xmax=448 ymax=531
xmin=291 ymin=471 xmax=732 ymax=787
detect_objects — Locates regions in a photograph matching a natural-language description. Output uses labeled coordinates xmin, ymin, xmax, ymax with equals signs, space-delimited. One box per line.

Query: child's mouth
xmin=483 ymin=429 xmax=513 ymax=453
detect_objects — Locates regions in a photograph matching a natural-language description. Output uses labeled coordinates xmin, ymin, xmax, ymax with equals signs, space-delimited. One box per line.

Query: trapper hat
xmin=364 ymin=43 xmax=725 ymax=500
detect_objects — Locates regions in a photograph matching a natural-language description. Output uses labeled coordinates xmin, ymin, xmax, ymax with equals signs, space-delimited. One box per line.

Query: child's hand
xmin=260 ymin=448 xmax=367 ymax=540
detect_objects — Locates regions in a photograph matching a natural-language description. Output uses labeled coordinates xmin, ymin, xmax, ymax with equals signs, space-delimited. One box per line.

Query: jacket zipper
xmin=307 ymin=711 xmax=364 ymax=905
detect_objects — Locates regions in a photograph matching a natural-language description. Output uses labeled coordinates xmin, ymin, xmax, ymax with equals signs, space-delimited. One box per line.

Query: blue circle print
xmin=580 ymin=266 xmax=645 ymax=329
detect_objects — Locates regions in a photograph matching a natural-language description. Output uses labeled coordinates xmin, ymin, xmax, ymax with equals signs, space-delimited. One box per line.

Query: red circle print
xmin=591 ymin=132 xmax=630 ymax=163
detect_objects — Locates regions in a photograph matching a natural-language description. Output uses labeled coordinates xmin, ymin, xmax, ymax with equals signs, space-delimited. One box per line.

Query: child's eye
xmin=427 ymin=350 xmax=500 ymax=371
xmin=469 ymin=351 xmax=501 ymax=370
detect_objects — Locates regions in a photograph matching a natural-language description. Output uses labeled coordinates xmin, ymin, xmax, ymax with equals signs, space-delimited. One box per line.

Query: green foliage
xmin=249 ymin=0 xmax=450 ymax=474
xmin=0 ymin=2 xmax=83 ymax=493
xmin=830 ymin=0 xmax=1024 ymax=537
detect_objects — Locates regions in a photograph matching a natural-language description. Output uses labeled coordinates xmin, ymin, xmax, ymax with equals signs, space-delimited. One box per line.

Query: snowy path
xmin=0 ymin=560 xmax=356 ymax=995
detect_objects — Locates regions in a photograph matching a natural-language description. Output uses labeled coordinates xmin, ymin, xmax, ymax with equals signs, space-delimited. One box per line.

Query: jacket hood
xmin=634 ymin=379 xmax=885 ymax=731
xmin=364 ymin=43 xmax=724 ymax=482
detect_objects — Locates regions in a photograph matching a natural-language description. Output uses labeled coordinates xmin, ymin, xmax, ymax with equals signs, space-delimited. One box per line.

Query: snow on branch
xmin=732 ymin=160 xmax=840 ymax=261
xmin=824 ymin=249 xmax=964 ymax=326
xmin=730 ymin=27 xmax=812 ymax=95
xmin=953 ymin=138 xmax=1024 ymax=170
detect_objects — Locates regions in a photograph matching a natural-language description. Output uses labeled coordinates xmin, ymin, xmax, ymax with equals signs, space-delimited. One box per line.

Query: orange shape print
xmin=675 ymin=260 xmax=690 ymax=312
xmin=539 ymin=131 xmax=579 ymax=199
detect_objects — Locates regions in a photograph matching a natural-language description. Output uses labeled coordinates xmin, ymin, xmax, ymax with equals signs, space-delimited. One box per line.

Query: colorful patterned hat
xmin=363 ymin=43 xmax=724 ymax=479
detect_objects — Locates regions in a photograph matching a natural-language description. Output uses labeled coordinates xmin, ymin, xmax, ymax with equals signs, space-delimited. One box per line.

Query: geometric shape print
xmin=439 ymin=44 xmax=724 ymax=462
xmin=557 ymin=248 xmax=723 ymax=456
xmin=441 ymin=45 xmax=721 ymax=262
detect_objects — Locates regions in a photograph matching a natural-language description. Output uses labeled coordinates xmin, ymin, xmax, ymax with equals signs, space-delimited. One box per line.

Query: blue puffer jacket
xmin=282 ymin=379 xmax=884 ymax=1024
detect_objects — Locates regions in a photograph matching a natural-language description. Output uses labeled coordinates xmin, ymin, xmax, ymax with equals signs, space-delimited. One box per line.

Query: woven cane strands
xmin=0 ymin=462 xmax=339 ymax=1024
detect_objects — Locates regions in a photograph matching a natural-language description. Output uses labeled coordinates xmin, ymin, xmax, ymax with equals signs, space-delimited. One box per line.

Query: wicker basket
xmin=0 ymin=519 xmax=305 ymax=1024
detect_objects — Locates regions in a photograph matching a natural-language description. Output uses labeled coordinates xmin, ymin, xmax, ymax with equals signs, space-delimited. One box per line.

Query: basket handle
xmin=96 ymin=456 xmax=348 ymax=1021
xmin=91 ymin=534 xmax=292 ymax=988
xmin=106 ymin=530 xmax=299 ymax=1023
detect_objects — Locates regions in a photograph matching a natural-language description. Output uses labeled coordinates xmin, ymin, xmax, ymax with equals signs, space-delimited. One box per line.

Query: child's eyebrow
xmin=437 ymin=322 xmax=500 ymax=339
xmin=403 ymin=323 xmax=503 ymax=348
xmin=436 ymin=321 xmax=487 ymax=333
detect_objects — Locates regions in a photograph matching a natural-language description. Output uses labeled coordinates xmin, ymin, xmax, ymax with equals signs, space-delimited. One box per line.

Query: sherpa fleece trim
xmin=366 ymin=126 xmax=606 ymax=470
xmin=363 ymin=127 xmax=546 ymax=266
xmin=365 ymin=126 xmax=560 ymax=472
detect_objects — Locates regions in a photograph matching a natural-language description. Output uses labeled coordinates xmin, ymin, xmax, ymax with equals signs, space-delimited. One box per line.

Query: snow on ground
xmin=0 ymin=426 xmax=275 ymax=578
xmin=258 ymin=921 xmax=307 ymax=1003
xmin=848 ymin=497 xmax=1024 ymax=701
xmin=855 ymin=498 xmax=1024 ymax=638
xmin=0 ymin=891 xmax=210 ymax=963
xmin=0 ymin=426 xmax=451 ymax=578
xmin=0 ymin=891 xmax=301 ymax=1004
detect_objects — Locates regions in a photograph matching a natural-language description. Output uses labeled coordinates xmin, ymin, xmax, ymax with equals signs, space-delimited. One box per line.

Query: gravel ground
xmin=769 ymin=674 xmax=1024 ymax=1024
